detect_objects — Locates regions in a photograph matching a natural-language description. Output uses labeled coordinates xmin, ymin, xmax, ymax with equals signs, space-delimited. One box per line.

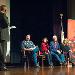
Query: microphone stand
xmin=60 ymin=14 xmax=64 ymax=43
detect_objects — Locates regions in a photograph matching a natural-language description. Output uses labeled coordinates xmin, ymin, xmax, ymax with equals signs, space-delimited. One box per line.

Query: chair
xmin=63 ymin=52 xmax=69 ymax=61
xmin=22 ymin=50 xmax=29 ymax=68
xmin=69 ymin=50 xmax=75 ymax=67
xmin=38 ymin=51 xmax=46 ymax=67
xmin=63 ymin=51 xmax=73 ymax=67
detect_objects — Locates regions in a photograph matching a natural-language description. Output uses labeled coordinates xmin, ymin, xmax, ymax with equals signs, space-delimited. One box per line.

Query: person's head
xmin=53 ymin=35 xmax=58 ymax=42
xmin=63 ymin=38 xmax=69 ymax=45
xmin=0 ymin=5 xmax=8 ymax=14
xmin=26 ymin=34 xmax=31 ymax=41
xmin=42 ymin=37 xmax=48 ymax=43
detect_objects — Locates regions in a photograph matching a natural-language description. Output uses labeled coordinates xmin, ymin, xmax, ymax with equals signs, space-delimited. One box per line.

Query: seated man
xmin=50 ymin=35 xmax=65 ymax=65
xmin=41 ymin=37 xmax=53 ymax=67
xmin=21 ymin=34 xmax=39 ymax=67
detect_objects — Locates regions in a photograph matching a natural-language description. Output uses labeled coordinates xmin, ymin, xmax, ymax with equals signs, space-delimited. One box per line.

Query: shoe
xmin=34 ymin=65 xmax=40 ymax=68
xmin=1 ymin=67 xmax=8 ymax=71
xmin=60 ymin=61 xmax=66 ymax=66
xmin=51 ymin=65 xmax=54 ymax=68
xmin=61 ymin=61 xmax=66 ymax=66
xmin=60 ymin=62 xmax=62 ymax=65
xmin=0 ymin=68 xmax=1 ymax=71
xmin=49 ymin=64 xmax=54 ymax=68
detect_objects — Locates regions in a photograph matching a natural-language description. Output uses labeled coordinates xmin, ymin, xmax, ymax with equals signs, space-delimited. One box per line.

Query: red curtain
xmin=68 ymin=19 xmax=75 ymax=41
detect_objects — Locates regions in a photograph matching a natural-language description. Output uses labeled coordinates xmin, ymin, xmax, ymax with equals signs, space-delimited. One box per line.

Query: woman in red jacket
xmin=41 ymin=37 xmax=53 ymax=66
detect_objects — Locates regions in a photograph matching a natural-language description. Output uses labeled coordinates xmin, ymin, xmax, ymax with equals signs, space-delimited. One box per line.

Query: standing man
xmin=21 ymin=34 xmax=39 ymax=67
xmin=0 ymin=5 xmax=9 ymax=70
xmin=50 ymin=35 xmax=65 ymax=65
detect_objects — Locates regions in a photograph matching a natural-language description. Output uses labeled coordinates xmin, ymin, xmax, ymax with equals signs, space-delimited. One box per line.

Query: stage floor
xmin=0 ymin=67 xmax=75 ymax=75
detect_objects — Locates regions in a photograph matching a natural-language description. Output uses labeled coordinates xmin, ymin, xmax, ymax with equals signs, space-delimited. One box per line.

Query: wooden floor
xmin=0 ymin=66 xmax=75 ymax=75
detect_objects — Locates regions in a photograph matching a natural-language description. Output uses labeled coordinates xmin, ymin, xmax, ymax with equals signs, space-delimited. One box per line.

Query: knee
xmin=33 ymin=47 xmax=39 ymax=53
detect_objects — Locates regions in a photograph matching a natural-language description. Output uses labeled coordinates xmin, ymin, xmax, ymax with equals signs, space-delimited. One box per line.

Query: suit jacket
xmin=0 ymin=12 xmax=9 ymax=28
xmin=0 ymin=12 xmax=9 ymax=41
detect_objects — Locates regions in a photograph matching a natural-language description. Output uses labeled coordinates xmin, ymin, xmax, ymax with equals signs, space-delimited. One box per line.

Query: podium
xmin=1 ymin=26 xmax=16 ymax=63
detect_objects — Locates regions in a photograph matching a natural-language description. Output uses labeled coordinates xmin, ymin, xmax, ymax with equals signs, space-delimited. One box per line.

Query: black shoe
xmin=1 ymin=67 xmax=8 ymax=71
xmin=0 ymin=68 xmax=1 ymax=71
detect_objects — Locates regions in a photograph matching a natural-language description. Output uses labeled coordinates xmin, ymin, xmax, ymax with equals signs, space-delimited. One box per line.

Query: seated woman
xmin=60 ymin=38 xmax=71 ymax=62
xmin=40 ymin=37 xmax=53 ymax=66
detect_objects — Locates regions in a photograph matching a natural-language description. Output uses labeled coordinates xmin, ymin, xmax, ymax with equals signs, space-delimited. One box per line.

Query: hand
xmin=31 ymin=46 xmax=36 ymax=50
xmin=45 ymin=52 xmax=48 ymax=54
xmin=48 ymin=50 xmax=50 ymax=53
xmin=57 ymin=50 xmax=61 ymax=54
xmin=24 ymin=48 xmax=33 ymax=51
xmin=29 ymin=48 xmax=33 ymax=51
xmin=69 ymin=50 xmax=72 ymax=53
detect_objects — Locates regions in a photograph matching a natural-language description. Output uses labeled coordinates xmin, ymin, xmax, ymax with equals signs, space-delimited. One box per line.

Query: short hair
xmin=63 ymin=38 xmax=69 ymax=44
xmin=42 ymin=37 xmax=48 ymax=42
xmin=53 ymin=35 xmax=57 ymax=39
xmin=0 ymin=5 xmax=7 ymax=11
xmin=26 ymin=34 xmax=31 ymax=37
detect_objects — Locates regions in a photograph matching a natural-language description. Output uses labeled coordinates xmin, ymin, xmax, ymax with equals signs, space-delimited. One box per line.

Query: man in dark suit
xmin=0 ymin=5 xmax=9 ymax=70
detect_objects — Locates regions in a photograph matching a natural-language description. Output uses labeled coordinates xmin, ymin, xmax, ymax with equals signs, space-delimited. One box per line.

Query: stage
xmin=0 ymin=67 xmax=75 ymax=75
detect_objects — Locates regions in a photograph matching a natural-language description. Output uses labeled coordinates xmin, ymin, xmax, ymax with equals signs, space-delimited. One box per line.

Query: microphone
xmin=8 ymin=26 xmax=16 ymax=29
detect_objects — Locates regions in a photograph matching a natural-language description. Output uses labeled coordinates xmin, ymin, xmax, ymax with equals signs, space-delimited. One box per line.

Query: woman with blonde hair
xmin=60 ymin=38 xmax=70 ymax=62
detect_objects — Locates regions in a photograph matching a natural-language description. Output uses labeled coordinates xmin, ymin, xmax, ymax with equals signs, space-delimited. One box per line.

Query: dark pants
xmin=26 ymin=47 xmax=39 ymax=66
xmin=0 ymin=44 xmax=5 ymax=68
xmin=51 ymin=51 xmax=65 ymax=63
xmin=31 ymin=47 xmax=39 ymax=66
xmin=45 ymin=53 xmax=53 ymax=66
